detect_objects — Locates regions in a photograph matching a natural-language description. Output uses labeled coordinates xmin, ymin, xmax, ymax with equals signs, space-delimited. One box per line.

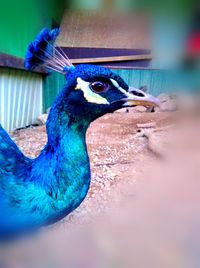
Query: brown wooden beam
xmin=0 ymin=53 xmax=46 ymax=74
xmin=71 ymin=54 xmax=152 ymax=64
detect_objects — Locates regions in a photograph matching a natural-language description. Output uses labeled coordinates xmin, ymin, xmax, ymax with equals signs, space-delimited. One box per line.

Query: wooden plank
xmin=0 ymin=53 xmax=46 ymax=74
xmin=71 ymin=55 xmax=152 ymax=64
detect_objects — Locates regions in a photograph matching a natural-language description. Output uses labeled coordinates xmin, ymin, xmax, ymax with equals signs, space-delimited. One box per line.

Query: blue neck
xmin=31 ymin=101 xmax=91 ymax=209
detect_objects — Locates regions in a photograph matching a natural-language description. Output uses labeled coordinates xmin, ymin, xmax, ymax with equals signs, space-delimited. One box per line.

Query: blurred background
xmin=0 ymin=0 xmax=199 ymax=131
xmin=0 ymin=1 xmax=200 ymax=267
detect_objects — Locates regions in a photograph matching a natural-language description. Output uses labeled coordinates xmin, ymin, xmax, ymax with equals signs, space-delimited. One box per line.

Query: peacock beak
xmin=122 ymin=87 xmax=160 ymax=108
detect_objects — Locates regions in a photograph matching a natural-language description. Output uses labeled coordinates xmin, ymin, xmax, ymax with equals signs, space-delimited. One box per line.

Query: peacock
xmin=0 ymin=28 xmax=159 ymax=239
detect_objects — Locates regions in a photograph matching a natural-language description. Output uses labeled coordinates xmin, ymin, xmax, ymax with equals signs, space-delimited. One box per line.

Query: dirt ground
xmin=11 ymin=111 xmax=174 ymax=221
xmin=1 ymin=110 xmax=200 ymax=268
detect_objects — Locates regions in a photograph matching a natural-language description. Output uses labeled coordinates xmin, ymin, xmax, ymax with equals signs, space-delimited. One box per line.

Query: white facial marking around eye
xmin=110 ymin=78 xmax=129 ymax=96
xmin=75 ymin=78 xmax=109 ymax=105
xmin=110 ymin=79 xmax=119 ymax=88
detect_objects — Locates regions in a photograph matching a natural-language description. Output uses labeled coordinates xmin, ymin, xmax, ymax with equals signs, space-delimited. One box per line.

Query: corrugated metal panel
xmin=113 ymin=69 xmax=171 ymax=96
xmin=43 ymin=72 xmax=66 ymax=112
xmin=113 ymin=69 xmax=200 ymax=94
xmin=0 ymin=68 xmax=43 ymax=132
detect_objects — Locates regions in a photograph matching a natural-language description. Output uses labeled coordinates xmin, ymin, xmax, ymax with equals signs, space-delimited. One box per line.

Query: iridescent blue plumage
xmin=0 ymin=29 xmax=159 ymax=240
xmin=24 ymin=27 xmax=74 ymax=74
xmin=24 ymin=28 xmax=60 ymax=70
xmin=0 ymin=63 xmax=130 ymax=239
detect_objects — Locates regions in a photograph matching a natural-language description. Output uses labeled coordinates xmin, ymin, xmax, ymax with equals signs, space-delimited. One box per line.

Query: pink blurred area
xmin=1 ymin=111 xmax=200 ymax=268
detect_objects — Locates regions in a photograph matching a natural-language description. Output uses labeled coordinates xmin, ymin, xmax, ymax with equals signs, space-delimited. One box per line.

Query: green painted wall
xmin=0 ymin=0 xmax=65 ymax=58
xmin=43 ymin=72 xmax=66 ymax=111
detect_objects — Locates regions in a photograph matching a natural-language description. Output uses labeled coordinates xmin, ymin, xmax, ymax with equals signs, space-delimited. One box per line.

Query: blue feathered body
xmin=0 ymin=96 xmax=91 ymax=238
xmin=0 ymin=26 xmax=132 ymax=239
xmin=0 ymin=61 xmax=129 ymax=239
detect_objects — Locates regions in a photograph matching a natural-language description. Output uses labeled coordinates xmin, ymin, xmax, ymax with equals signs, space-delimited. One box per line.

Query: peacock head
xmin=24 ymin=28 xmax=160 ymax=122
xmin=60 ymin=64 xmax=160 ymax=121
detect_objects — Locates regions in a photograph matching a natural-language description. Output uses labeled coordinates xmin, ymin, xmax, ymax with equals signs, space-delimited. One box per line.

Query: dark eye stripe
xmin=130 ymin=90 xmax=145 ymax=97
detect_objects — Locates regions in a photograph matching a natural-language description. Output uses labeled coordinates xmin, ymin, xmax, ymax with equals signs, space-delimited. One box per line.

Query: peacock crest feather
xmin=24 ymin=28 xmax=74 ymax=74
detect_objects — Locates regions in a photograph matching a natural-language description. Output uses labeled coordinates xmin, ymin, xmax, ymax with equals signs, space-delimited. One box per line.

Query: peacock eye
xmin=90 ymin=81 xmax=110 ymax=93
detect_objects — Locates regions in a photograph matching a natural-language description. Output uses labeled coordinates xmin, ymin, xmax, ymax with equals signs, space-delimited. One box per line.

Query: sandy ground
xmin=1 ymin=110 xmax=200 ymax=268
xmin=11 ymin=112 xmax=174 ymax=223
